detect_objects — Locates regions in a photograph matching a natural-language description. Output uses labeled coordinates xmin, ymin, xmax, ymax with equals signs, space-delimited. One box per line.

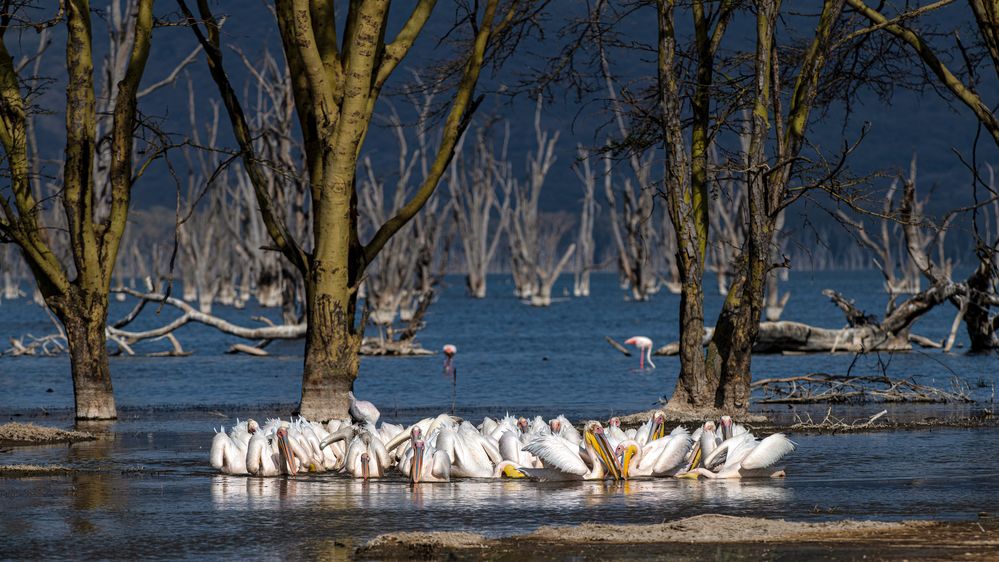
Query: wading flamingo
xmin=624 ymin=336 xmax=655 ymax=369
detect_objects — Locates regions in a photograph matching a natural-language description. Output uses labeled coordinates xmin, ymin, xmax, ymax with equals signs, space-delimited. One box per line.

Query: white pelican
xmin=606 ymin=417 xmax=628 ymax=448
xmin=520 ymin=421 xmax=622 ymax=481
xmin=343 ymin=431 xmax=391 ymax=479
xmin=210 ymin=419 xmax=260 ymax=475
xmin=685 ymin=433 xmax=796 ymax=479
xmin=548 ymin=415 xmax=581 ymax=445
xmin=401 ymin=427 xmax=451 ymax=483
xmin=624 ymin=336 xmax=655 ymax=369
xmin=246 ymin=427 xmax=303 ymax=476
xmin=434 ymin=422 xmax=502 ymax=478
xmin=618 ymin=426 xmax=692 ymax=478
xmin=211 ymin=427 xmax=249 ymax=475
xmin=683 ymin=421 xmax=720 ymax=472
xmin=635 ymin=411 xmax=669 ymax=446
xmin=348 ymin=391 xmax=380 ymax=425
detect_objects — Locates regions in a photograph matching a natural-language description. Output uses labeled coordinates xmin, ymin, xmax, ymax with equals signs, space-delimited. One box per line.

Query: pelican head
xmin=645 ymin=411 xmax=665 ymax=441
xmin=410 ymin=439 xmax=425 ymax=483
xmin=410 ymin=426 xmax=423 ymax=441
xmin=584 ymin=421 xmax=621 ymax=481
xmin=719 ymin=415 xmax=733 ymax=440
xmin=608 ymin=416 xmax=621 ymax=428
xmin=442 ymin=344 xmax=457 ymax=357
xmin=276 ymin=427 xmax=297 ymax=476
xmin=517 ymin=417 xmax=529 ymax=434
xmin=616 ymin=442 xmax=640 ymax=480
xmin=247 ymin=419 xmax=259 ymax=434
xmin=549 ymin=418 xmax=561 ymax=434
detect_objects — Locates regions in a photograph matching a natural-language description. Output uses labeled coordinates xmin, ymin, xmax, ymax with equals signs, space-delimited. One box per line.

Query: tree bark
xmin=61 ymin=292 xmax=116 ymax=420
xmin=299 ymin=273 xmax=361 ymax=420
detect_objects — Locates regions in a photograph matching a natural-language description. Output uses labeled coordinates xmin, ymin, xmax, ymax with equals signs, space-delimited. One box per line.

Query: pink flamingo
xmin=624 ymin=336 xmax=655 ymax=369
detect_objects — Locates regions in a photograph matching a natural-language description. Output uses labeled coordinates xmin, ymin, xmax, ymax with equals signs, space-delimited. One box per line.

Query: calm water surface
xmin=1 ymin=271 xmax=997 ymax=559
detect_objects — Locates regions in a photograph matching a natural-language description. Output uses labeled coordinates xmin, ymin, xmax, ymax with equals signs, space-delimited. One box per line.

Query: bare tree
xmin=599 ymin=41 xmax=661 ymax=301
xmin=358 ymin=101 xmax=450 ymax=353
xmin=505 ymin=98 xmax=575 ymax=305
xmin=572 ymin=146 xmax=598 ymax=297
xmin=845 ymin=0 xmax=999 ymax=351
xmin=448 ymin=120 xmax=511 ymax=298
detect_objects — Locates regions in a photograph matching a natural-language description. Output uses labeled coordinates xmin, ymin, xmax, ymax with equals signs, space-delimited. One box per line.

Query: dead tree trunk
xmin=449 ymin=121 xmax=511 ymax=299
xmin=573 ymin=146 xmax=598 ymax=297
xmin=897 ymin=158 xmax=998 ymax=350
xmin=506 ymin=97 xmax=574 ymax=305
xmin=599 ymin=43 xmax=660 ymax=301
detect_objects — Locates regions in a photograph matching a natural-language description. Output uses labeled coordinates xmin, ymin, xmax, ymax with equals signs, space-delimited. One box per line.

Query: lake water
xmin=1 ymin=271 xmax=997 ymax=559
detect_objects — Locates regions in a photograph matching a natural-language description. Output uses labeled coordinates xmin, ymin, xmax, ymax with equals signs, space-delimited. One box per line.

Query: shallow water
xmin=2 ymin=271 xmax=996 ymax=418
xmin=1 ymin=413 xmax=997 ymax=560
xmin=1 ymin=271 xmax=998 ymax=559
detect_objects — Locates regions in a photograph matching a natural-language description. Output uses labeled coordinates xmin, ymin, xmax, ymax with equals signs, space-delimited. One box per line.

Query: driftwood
xmin=7 ymin=287 xmax=433 ymax=358
xmin=787 ymin=407 xmax=890 ymax=431
xmin=752 ymin=373 xmax=972 ymax=404
xmin=605 ymin=336 xmax=632 ymax=356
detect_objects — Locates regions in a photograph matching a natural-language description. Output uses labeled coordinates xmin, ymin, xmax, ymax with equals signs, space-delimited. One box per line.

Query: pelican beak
xmin=686 ymin=441 xmax=702 ymax=471
xmin=622 ymin=445 xmax=637 ymax=480
xmin=677 ymin=471 xmax=701 ymax=480
xmin=652 ymin=417 xmax=666 ymax=441
xmin=411 ymin=441 xmax=424 ymax=484
xmin=361 ymin=453 xmax=370 ymax=481
xmin=502 ymin=464 xmax=526 ymax=479
xmin=586 ymin=428 xmax=621 ymax=481
xmin=278 ymin=431 xmax=297 ymax=476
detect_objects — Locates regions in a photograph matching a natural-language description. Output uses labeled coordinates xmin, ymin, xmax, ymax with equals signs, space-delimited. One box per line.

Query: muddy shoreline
xmin=357 ymin=515 xmax=999 ymax=561
xmin=0 ymin=422 xmax=95 ymax=447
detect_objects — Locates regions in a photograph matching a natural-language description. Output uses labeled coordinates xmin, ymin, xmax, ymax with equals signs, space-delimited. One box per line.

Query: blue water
xmin=1 ymin=271 xmax=997 ymax=560
xmin=1 ymin=271 xmax=996 ymax=418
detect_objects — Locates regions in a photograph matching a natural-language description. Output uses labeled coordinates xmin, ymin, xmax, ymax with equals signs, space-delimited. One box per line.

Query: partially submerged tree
xmin=505 ymin=98 xmax=575 ymax=305
xmin=358 ymin=102 xmax=450 ymax=355
xmin=845 ymin=0 xmax=999 ymax=351
xmin=448 ymin=120 xmax=511 ymax=299
xmin=572 ymin=145 xmax=598 ymax=297
xmin=0 ymin=1 xmax=158 ymax=420
xmin=182 ymin=0 xmax=534 ymax=419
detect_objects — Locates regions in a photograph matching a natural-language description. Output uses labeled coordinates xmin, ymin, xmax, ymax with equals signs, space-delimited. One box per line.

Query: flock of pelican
xmin=211 ymin=393 xmax=796 ymax=481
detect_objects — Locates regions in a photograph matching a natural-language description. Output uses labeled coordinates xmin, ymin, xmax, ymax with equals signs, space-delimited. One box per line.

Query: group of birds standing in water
xmin=211 ymin=392 xmax=796 ymax=481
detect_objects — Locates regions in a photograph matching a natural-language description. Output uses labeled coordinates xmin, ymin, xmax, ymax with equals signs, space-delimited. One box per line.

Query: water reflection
xmin=210 ymin=473 xmax=791 ymax=522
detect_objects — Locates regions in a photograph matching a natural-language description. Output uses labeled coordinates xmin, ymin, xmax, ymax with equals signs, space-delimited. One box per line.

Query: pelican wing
xmin=653 ymin=435 xmax=692 ymax=474
xmin=741 ymin=433 xmax=796 ymax=469
xmin=522 ymin=435 xmax=588 ymax=475
xmin=703 ymin=433 xmax=753 ymax=470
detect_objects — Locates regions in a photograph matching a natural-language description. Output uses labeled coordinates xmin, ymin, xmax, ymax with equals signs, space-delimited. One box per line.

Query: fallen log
xmin=605 ymin=336 xmax=632 ymax=356
xmin=653 ymin=322 xmax=933 ymax=355
xmin=360 ymin=338 xmax=434 ymax=356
